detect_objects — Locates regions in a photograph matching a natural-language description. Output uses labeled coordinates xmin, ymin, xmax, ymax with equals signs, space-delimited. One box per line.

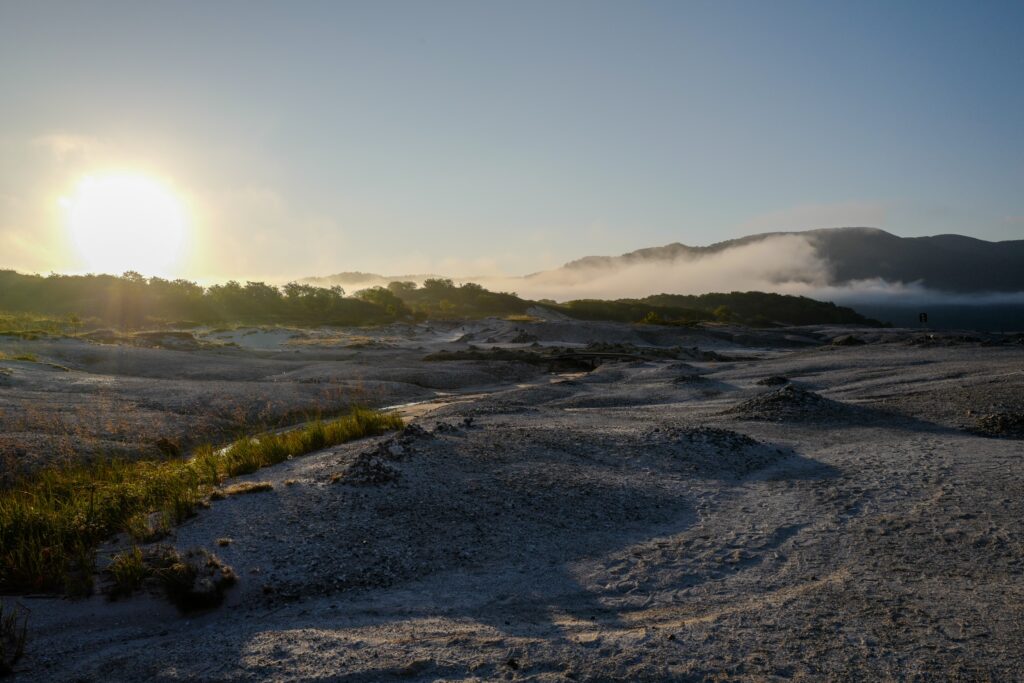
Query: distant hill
xmin=303 ymin=271 xmax=439 ymax=288
xmin=548 ymin=227 xmax=1024 ymax=293
xmin=311 ymin=228 xmax=1024 ymax=295
xmin=299 ymin=228 xmax=1023 ymax=329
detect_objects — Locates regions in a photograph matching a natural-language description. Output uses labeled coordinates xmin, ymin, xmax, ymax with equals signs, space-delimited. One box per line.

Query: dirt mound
xmin=650 ymin=426 xmax=791 ymax=477
xmin=723 ymin=385 xmax=852 ymax=422
xmin=331 ymin=451 xmax=401 ymax=485
xmin=510 ymin=330 xmax=539 ymax=344
xmin=672 ymin=373 xmax=710 ymax=385
xmin=756 ymin=375 xmax=790 ymax=386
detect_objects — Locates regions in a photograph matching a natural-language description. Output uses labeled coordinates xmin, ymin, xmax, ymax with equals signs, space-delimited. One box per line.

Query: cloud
xmin=468 ymin=233 xmax=1024 ymax=311
xmin=806 ymin=280 xmax=1024 ymax=306
xmin=482 ymin=234 xmax=830 ymax=300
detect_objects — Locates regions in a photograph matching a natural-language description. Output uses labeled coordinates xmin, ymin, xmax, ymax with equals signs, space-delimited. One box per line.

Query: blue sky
xmin=1 ymin=0 xmax=1022 ymax=280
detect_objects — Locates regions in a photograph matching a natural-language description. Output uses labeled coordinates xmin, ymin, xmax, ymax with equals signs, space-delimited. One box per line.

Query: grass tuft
xmin=0 ymin=408 xmax=402 ymax=593
xmin=107 ymin=546 xmax=148 ymax=599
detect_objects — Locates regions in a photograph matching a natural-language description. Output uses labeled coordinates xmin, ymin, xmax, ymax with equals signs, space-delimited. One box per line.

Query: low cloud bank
xmin=806 ymin=280 xmax=1024 ymax=307
xmin=486 ymin=234 xmax=831 ymax=300
xmin=336 ymin=233 xmax=1024 ymax=318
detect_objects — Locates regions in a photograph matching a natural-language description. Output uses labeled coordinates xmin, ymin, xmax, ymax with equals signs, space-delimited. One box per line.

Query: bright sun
xmin=62 ymin=172 xmax=190 ymax=277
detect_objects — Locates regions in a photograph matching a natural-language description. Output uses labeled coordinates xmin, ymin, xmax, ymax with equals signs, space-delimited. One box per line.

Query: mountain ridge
xmin=538 ymin=227 xmax=1024 ymax=293
xmin=306 ymin=228 xmax=1024 ymax=296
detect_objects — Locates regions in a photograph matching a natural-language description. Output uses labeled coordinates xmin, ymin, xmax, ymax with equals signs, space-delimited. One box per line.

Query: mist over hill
xmin=307 ymin=228 xmax=1024 ymax=329
xmin=549 ymin=227 xmax=1024 ymax=294
xmin=518 ymin=228 xmax=1024 ymax=329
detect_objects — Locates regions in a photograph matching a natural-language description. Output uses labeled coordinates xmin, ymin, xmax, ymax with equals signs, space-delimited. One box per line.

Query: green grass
xmin=107 ymin=546 xmax=149 ymax=598
xmin=0 ymin=311 xmax=94 ymax=339
xmin=0 ymin=408 xmax=403 ymax=594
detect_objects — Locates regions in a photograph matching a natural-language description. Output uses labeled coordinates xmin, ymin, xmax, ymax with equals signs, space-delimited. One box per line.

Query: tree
xmin=355 ymin=286 xmax=410 ymax=316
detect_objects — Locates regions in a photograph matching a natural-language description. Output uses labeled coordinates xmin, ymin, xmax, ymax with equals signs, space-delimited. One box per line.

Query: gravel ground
xmin=5 ymin=322 xmax=1024 ymax=680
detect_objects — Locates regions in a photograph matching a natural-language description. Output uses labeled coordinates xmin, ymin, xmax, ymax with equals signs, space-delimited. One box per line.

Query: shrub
xmin=107 ymin=547 xmax=149 ymax=598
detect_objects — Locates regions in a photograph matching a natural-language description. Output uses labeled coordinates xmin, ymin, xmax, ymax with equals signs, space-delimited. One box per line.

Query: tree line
xmin=0 ymin=269 xmax=881 ymax=328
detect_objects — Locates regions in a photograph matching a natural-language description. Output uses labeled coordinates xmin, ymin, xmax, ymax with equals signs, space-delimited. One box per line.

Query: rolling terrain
xmin=4 ymin=316 xmax=1024 ymax=680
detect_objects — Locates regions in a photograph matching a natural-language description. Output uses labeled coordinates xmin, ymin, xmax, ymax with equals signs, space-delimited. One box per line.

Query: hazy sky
xmin=1 ymin=0 xmax=1022 ymax=281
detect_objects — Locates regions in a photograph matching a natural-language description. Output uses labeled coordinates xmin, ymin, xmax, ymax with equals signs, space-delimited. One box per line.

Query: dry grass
xmin=0 ymin=408 xmax=402 ymax=593
xmin=215 ymin=481 xmax=273 ymax=497
xmin=0 ymin=352 xmax=39 ymax=363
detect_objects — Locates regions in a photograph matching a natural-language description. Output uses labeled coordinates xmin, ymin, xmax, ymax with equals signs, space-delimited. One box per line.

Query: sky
xmin=1 ymin=0 xmax=1022 ymax=282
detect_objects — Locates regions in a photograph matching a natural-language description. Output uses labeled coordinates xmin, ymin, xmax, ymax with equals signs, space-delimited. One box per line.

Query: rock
xmin=832 ymin=335 xmax=866 ymax=346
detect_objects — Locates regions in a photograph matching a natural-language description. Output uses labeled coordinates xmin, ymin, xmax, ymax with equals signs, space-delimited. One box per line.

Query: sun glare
xmin=62 ymin=172 xmax=190 ymax=277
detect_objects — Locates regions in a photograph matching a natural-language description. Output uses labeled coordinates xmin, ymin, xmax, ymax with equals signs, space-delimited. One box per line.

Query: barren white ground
xmin=5 ymin=319 xmax=1024 ymax=681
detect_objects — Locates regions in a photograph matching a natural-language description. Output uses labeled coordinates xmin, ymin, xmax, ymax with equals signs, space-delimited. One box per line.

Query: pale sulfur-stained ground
xmin=4 ymin=318 xmax=1024 ymax=680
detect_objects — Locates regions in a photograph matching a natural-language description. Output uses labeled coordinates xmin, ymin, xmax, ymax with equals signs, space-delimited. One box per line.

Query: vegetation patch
xmin=0 ymin=408 xmax=402 ymax=593
xmin=106 ymin=546 xmax=149 ymax=599
xmin=103 ymin=545 xmax=237 ymax=611
xmin=0 ymin=352 xmax=39 ymax=363
xmin=974 ymin=411 xmax=1024 ymax=439
xmin=152 ymin=547 xmax=237 ymax=611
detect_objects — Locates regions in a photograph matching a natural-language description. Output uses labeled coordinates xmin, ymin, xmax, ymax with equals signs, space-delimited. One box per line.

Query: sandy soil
xmin=4 ymin=320 xmax=1024 ymax=680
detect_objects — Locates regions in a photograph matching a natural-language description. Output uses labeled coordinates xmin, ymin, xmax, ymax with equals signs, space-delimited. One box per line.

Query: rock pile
xmin=332 ymin=453 xmax=400 ymax=485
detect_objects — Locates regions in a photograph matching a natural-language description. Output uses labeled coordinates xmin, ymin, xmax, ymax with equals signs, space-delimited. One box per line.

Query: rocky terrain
xmin=3 ymin=316 xmax=1024 ymax=680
